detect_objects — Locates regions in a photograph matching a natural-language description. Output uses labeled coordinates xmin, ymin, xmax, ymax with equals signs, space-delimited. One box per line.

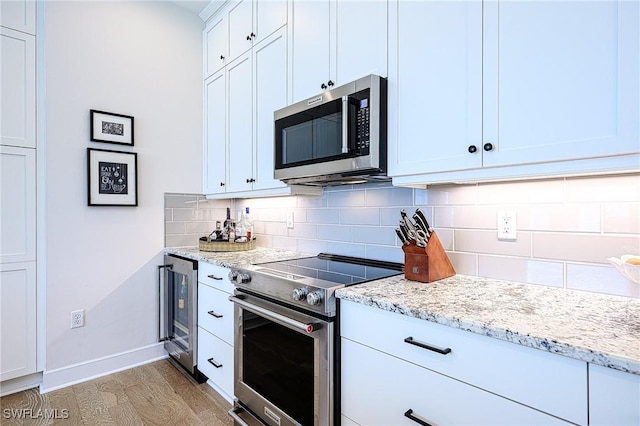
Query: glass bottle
xmin=244 ymin=207 xmax=253 ymax=240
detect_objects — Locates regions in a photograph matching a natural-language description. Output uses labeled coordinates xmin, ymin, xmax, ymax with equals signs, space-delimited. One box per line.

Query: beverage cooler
xmin=159 ymin=254 xmax=207 ymax=383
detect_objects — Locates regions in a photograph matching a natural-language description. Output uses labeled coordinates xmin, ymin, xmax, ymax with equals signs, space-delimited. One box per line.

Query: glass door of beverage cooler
xmin=160 ymin=255 xmax=200 ymax=378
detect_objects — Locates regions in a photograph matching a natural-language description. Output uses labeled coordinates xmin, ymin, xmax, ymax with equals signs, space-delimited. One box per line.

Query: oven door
xmin=229 ymin=291 xmax=335 ymax=426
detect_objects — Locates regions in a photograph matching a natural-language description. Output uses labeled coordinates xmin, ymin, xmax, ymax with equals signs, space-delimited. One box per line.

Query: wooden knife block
xmin=402 ymin=231 xmax=455 ymax=283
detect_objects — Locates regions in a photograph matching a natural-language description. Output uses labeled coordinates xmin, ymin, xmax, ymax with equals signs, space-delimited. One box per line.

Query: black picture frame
xmin=87 ymin=148 xmax=138 ymax=206
xmin=90 ymin=109 xmax=134 ymax=145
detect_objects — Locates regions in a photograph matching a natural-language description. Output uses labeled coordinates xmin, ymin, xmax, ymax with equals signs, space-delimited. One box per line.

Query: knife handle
xmin=395 ymin=228 xmax=409 ymax=245
xmin=413 ymin=208 xmax=432 ymax=234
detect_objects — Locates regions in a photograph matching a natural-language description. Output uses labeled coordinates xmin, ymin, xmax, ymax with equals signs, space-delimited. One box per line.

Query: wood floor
xmin=0 ymin=359 xmax=233 ymax=425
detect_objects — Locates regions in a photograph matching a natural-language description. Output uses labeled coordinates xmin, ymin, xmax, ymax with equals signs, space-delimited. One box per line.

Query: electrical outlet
xmin=286 ymin=211 xmax=294 ymax=229
xmin=497 ymin=211 xmax=517 ymax=241
xmin=71 ymin=310 xmax=85 ymax=329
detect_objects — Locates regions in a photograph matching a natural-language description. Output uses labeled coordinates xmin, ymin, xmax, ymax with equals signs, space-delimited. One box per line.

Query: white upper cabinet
xmin=203 ymin=70 xmax=226 ymax=194
xmin=389 ymin=0 xmax=639 ymax=185
xmin=252 ymin=29 xmax=288 ymax=192
xmin=1 ymin=0 xmax=36 ymax=35
xmin=334 ymin=0 xmax=387 ymax=86
xmin=387 ymin=0 xmax=482 ymax=177
xmin=227 ymin=0 xmax=287 ymax=64
xmin=291 ymin=0 xmax=332 ymax=102
xmin=204 ymin=15 xmax=227 ymax=78
xmin=482 ymin=0 xmax=640 ymax=167
xmin=291 ymin=0 xmax=388 ymax=103
xmin=226 ymin=52 xmax=254 ymax=193
xmin=1 ymin=27 xmax=36 ymax=149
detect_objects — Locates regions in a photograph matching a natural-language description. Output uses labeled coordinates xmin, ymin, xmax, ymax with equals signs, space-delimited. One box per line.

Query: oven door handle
xmin=229 ymin=295 xmax=320 ymax=334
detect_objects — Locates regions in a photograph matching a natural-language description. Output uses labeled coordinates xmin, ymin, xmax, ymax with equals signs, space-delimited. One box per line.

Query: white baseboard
xmin=0 ymin=372 xmax=43 ymax=397
xmin=41 ymin=343 xmax=167 ymax=393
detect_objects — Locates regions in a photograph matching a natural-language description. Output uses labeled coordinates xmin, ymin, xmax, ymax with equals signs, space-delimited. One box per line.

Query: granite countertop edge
xmin=165 ymin=247 xmax=640 ymax=375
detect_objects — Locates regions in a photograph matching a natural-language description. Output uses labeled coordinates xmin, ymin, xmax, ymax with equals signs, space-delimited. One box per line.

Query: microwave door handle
xmin=341 ymin=95 xmax=349 ymax=154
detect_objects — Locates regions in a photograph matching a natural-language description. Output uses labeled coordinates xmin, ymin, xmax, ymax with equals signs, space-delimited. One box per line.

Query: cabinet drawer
xmin=340 ymin=300 xmax=587 ymax=424
xmin=341 ymin=338 xmax=570 ymax=426
xmin=198 ymin=283 xmax=234 ymax=345
xmin=198 ymin=262 xmax=234 ymax=293
xmin=197 ymin=327 xmax=234 ymax=400
xmin=589 ymin=363 xmax=640 ymax=425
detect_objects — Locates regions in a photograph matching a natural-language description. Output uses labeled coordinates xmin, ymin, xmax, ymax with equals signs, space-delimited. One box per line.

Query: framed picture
xmin=87 ymin=148 xmax=138 ymax=206
xmin=90 ymin=109 xmax=134 ymax=145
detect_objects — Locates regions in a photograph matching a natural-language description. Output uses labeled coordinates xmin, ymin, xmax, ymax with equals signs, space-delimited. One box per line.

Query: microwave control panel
xmin=353 ymin=89 xmax=371 ymax=154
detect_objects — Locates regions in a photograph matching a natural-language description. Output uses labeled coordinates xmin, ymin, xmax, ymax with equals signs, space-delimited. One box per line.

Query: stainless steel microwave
xmin=274 ymin=74 xmax=388 ymax=186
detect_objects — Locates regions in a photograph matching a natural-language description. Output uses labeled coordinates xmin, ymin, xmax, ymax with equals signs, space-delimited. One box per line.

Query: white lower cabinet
xmin=589 ymin=363 xmax=640 ymax=425
xmin=197 ymin=327 xmax=234 ymax=401
xmin=341 ymin=338 xmax=569 ymax=425
xmin=340 ymin=300 xmax=587 ymax=425
xmin=197 ymin=262 xmax=234 ymax=402
xmin=0 ymin=262 xmax=36 ymax=381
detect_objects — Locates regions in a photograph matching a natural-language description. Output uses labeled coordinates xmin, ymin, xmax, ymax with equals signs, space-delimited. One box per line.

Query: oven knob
xmin=306 ymin=291 xmax=323 ymax=306
xmin=292 ymin=287 xmax=309 ymax=301
xmin=228 ymin=270 xmax=239 ymax=282
xmin=238 ymin=273 xmax=251 ymax=284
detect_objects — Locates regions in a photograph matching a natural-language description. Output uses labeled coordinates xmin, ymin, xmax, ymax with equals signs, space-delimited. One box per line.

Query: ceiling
xmin=170 ymin=0 xmax=210 ymax=15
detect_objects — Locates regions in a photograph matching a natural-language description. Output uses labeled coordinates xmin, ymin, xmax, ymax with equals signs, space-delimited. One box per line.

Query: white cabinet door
xmin=0 ymin=0 xmax=36 ymax=35
xmin=482 ymin=0 xmax=639 ymax=167
xmin=388 ymin=0 xmax=482 ymax=177
xmin=226 ymin=52 xmax=254 ymax=193
xmin=252 ymin=28 xmax=288 ymax=191
xmin=0 ymin=262 xmax=36 ymax=381
xmin=228 ymin=0 xmax=254 ymax=62
xmin=341 ymin=338 xmax=570 ymax=426
xmin=335 ymin=0 xmax=388 ymax=84
xmin=291 ymin=0 xmax=332 ymax=103
xmin=589 ymin=364 xmax=640 ymax=426
xmin=254 ymin=0 xmax=287 ymax=45
xmin=204 ymin=15 xmax=227 ymax=78
xmin=1 ymin=28 xmax=36 ymax=149
xmin=203 ymin=71 xmax=227 ymax=194
xmin=0 ymin=146 xmax=36 ymax=264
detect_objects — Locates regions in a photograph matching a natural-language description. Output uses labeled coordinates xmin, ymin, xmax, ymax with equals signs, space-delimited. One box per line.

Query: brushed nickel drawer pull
xmin=207 ymin=357 xmax=222 ymax=368
xmin=404 ymin=336 xmax=452 ymax=355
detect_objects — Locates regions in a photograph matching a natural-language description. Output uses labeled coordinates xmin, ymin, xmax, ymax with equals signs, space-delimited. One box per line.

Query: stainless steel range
xmin=227 ymin=253 xmax=403 ymax=426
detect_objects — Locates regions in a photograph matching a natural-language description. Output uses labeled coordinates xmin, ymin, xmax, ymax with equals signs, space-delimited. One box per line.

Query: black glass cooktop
xmin=254 ymin=253 xmax=403 ymax=286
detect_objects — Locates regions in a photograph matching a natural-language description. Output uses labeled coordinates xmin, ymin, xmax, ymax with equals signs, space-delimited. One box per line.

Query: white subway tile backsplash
xmin=327 ymin=189 xmax=365 ymax=207
xmin=478 ymin=256 xmax=564 ymax=287
xmin=165 ymin=172 xmax=640 ymax=298
xmin=523 ymin=204 xmax=601 ymax=233
xmin=455 ymin=229 xmax=532 ymax=257
xmin=533 ymin=233 xmax=639 ymax=264
xmin=603 ymin=203 xmax=640 ymax=234
xmin=477 ymin=178 xmax=564 ymax=204
xmin=165 ymin=221 xmax=186 ymax=235
xmin=306 ymin=208 xmax=340 ymax=224
xmin=565 ymin=173 xmax=640 ymax=203
xmin=365 ymin=186 xmax=413 ymax=207
xmin=566 ymin=263 xmax=640 ymax=298
xmin=352 ymin=226 xmax=397 ymax=245
xmin=340 ymin=208 xmax=380 ymax=225
xmin=447 ymin=252 xmax=477 ymax=276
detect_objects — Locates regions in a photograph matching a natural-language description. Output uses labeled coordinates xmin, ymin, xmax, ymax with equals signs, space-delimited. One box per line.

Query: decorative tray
xmin=199 ymin=237 xmax=256 ymax=252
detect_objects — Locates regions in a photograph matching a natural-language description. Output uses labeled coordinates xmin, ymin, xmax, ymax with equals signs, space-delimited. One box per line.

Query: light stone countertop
xmin=336 ymin=274 xmax=640 ymax=375
xmin=165 ymin=247 xmax=640 ymax=375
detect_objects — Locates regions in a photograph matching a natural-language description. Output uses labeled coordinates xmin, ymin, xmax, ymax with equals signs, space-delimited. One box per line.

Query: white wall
xmin=43 ymin=0 xmax=202 ymax=388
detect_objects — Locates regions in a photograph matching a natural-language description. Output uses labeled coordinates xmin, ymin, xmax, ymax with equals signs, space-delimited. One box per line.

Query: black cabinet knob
xmin=246 ymin=178 xmax=255 ymax=183
xmin=327 ymin=80 xmax=334 ymax=87
xmin=251 ymin=32 xmax=256 ymax=39
xmin=321 ymin=83 xmax=327 ymax=89
xmin=483 ymin=142 xmax=494 ymax=152
xmin=246 ymin=35 xmax=251 ymax=41
xmin=220 ymin=182 xmax=225 ymax=187
xmin=220 ymin=55 xmax=225 ymax=60
xmin=468 ymin=145 xmax=477 ymax=154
